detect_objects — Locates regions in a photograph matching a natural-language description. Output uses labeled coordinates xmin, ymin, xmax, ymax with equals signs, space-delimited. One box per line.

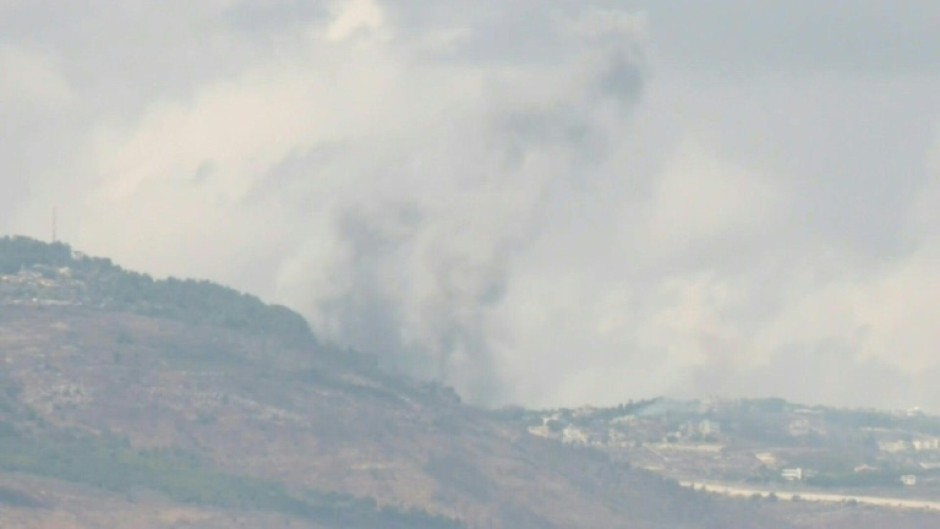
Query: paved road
xmin=679 ymin=481 xmax=940 ymax=512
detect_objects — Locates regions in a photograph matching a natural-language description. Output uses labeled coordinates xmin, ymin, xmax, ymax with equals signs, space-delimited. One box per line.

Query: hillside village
xmin=0 ymin=263 xmax=85 ymax=306
xmin=0 ymin=236 xmax=314 ymax=346
xmin=512 ymin=398 xmax=940 ymax=498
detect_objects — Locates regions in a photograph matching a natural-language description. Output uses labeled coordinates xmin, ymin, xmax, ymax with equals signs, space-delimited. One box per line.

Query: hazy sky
xmin=3 ymin=0 xmax=940 ymax=410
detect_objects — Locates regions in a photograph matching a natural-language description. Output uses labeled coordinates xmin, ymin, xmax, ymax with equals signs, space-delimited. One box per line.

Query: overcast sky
xmin=3 ymin=0 xmax=940 ymax=410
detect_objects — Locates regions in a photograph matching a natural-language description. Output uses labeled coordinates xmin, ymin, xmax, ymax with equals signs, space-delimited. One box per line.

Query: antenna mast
xmin=52 ymin=207 xmax=57 ymax=243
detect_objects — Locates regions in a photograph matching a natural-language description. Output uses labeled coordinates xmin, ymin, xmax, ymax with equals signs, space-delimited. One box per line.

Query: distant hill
xmin=0 ymin=235 xmax=314 ymax=346
xmin=0 ymin=235 xmax=936 ymax=529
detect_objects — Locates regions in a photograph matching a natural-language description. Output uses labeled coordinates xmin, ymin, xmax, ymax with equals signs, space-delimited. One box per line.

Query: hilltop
xmin=0 ymin=236 xmax=312 ymax=346
xmin=0 ymin=236 xmax=937 ymax=528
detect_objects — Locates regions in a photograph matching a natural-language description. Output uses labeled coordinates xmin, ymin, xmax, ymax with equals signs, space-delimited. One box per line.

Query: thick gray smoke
xmin=269 ymin=4 xmax=648 ymax=402
xmin=4 ymin=1 xmax=940 ymax=409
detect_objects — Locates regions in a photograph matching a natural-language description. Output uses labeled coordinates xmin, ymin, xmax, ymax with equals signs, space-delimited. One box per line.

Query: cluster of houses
xmin=522 ymin=399 xmax=940 ymax=492
xmin=874 ymin=436 xmax=940 ymax=454
xmin=0 ymin=265 xmax=85 ymax=305
xmin=526 ymin=406 xmax=723 ymax=449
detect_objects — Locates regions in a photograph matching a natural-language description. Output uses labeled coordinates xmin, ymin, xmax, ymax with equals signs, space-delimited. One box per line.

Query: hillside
xmin=0 ymin=236 xmax=936 ymax=528
xmin=0 ymin=236 xmax=312 ymax=346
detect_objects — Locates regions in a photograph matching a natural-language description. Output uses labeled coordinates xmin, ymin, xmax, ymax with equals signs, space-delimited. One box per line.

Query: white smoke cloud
xmin=3 ymin=0 xmax=940 ymax=410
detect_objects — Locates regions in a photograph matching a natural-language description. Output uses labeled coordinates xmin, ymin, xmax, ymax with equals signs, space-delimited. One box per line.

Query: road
xmin=679 ymin=480 xmax=940 ymax=512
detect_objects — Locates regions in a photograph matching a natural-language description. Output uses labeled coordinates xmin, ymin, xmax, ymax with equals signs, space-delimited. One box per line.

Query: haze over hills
xmin=0 ymin=235 xmax=938 ymax=528
xmin=7 ymin=1 xmax=940 ymax=415
xmin=0 ymin=235 xmax=753 ymax=528
xmin=5 ymin=2 xmax=940 ymax=527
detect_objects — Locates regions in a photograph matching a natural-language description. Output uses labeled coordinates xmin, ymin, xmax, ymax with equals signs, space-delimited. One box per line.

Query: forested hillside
xmin=0 ymin=236 xmax=312 ymax=345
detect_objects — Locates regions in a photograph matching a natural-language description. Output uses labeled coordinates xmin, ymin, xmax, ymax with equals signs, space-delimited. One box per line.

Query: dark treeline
xmin=0 ymin=236 xmax=313 ymax=346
